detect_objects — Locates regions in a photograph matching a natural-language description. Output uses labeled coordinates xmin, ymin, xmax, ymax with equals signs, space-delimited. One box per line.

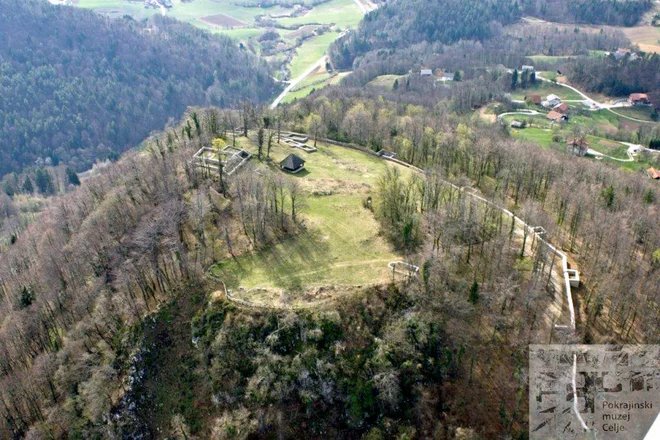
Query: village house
xmin=547 ymin=110 xmax=568 ymax=123
xmin=613 ymin=48 xmax=639 ymax=61
xmin=553 ymin=102 xmax=569 ymax=114
xmin=521 ymin=65 xmax=535 ymax=72
xmin=567 ymin=137 xmax=589 ymax=156
xmin=420 ymin=68 xmax=433 ymax=76
xmin=630 ymin=93 xmax=650 ymax=106
xmin=647 ymin=167 xmax=660 ymax=180
xmin=542 ymin=94 xmax=561 ymax=108
xmin=439 ymin=72 xmax=454 ymax=82
xmin=280 ymin=154 xmax=306 ymax=173
xmin=525 ymin=93 xmax=542 ymax=105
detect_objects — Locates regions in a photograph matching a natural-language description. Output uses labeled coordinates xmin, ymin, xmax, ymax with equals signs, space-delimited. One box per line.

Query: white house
xmin=542 ymin=94 xmax=561 ymax=108
xmin=420 ymin=69 xmax=433 ymax=76
xmin=521 ymin=65 xmax=535 ymax=72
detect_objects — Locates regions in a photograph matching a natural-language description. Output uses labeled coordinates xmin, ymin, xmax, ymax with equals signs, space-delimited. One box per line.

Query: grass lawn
xmin=587 ymin=136 xmax=629 ymax=159
xmin=282 ymin=71 xmax=349 ymax=103
xmin=277 ymin=0 xmax=362 ymax=28
xmin=510 ymin=82 xmax=583 ymax=101
xmin=366 ymin=74 xmax=404 ymax=90
xmin=510 ymin=127 xmax=555 ymax=149
xmin=527 ymin=55 xmax=574 ymax=63
xmin=209 ymin=139 xmax=410 ymax=292
xmin=609 ymin=106 xmax=657 ymax=122
xmin=289 ymin=32 xmax=339 ymax=78
xmin=76 ymin=0 xmax=155 ymax=19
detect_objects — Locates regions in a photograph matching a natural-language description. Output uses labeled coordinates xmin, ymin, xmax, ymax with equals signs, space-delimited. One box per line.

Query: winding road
xmin=535 ymin=73 xmax=656 ymax=123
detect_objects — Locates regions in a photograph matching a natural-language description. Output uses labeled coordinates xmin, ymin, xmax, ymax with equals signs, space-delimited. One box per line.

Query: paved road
xmin=536 ymin=73 xmax=656 ymax=123
xmin=496 ymin=110 xmax=540 ymax=121
xmin=270 ymin=56 xmax=327 ymax=109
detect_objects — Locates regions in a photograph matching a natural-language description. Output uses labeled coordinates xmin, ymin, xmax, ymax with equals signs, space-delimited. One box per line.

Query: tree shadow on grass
xmin=213 ymin=226 xmax=331 ymax=292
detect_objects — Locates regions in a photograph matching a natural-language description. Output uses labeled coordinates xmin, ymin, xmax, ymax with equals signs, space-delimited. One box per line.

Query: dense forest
xmin=524 ymin=0 xmax=654 ymax=26
xmin=330 ymin=0 xmax=524 ymax=69
xmin=566 ymin=53 xmax=660 ymax=97
xmin=0 ymin=0 xmax=277 ymax=177
xmin=331 ymin=0 xmax=652 ymax=69
xmin=3 ymin=85 xmax=660 ymax=436
xmin=1 ymin=0 xmax=660 ymax=437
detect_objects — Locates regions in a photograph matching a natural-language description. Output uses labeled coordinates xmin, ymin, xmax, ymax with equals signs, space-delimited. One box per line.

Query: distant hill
xmin=330 ymin=0 xmax=653 ymax=70
xmin=0 ymin=0 xmax=278 ymax=177
xmin=330 ymin=0 xmax=523 ymax=69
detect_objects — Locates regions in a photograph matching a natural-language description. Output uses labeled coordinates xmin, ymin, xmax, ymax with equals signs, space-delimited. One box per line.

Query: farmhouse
xmin=280 ymin=154 xmax=306 ymax=173
xmin=553 ymin=102 xmax=569 ymax=114
xmin=630 ymin=93 xmax=650 ymax=106
xmin=543 ymin=94 xmax=561 ymax=108
xmin=567 ymin=137 xmax=589 ymax=156
xmin=648 ymin=167 xmax=660 ymax=180
xmin=377 ymin=149 xmax=397 ymax=159
xmin=420 ymin=69 xmax=433 ymax=76
xmin=525 ymin=94 xmax=542 ymax=105
xmin=521 ymin=65 xmax=535 ymax=72
xmin=613 ymin=48 xmax=639 ymax=61
xmin=547 ymin=110 xmax=567 ymax=122
xmin=510 ymin=121 xmax=524 ymax=129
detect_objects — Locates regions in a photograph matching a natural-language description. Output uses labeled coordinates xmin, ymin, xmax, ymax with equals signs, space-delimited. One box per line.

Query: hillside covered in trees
xmin=0 ymin=0 xmax=278 ymax=177
xmin=331 ymin=0 xmax=653 ymax=69
xmin=330 ymin=0 xmax=524 ymax=69
xmin=566 ymin=53 xmax=660 ymax=97
xmin=2 ymin=88 xmax=660 ymax=437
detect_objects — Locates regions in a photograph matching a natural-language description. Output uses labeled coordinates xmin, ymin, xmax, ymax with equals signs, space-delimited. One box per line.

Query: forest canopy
xmin=0 ymin=0 xmax=278 ymax=177
xmin=331 ymin=0 xmax=653 ymax=69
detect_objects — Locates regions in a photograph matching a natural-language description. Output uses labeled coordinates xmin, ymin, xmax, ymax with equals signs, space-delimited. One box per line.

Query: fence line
xmin=293 ymin=133 xmax=577 ymax=331
xmin=212 ymin=132 xmax=576 ymax=330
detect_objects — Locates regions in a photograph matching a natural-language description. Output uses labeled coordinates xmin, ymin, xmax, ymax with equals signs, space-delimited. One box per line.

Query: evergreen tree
xmin=35 ymin=168 xmax=55 ymax=195
xmin=511 ymin=70 xmax=519 ymax=90
xmin=22 ymin=176 xmax=34 ymax=193
xmin=601 ymin=185 xmax=615 ymax=209
xmin=2 ymin=180 xmax=14 ymax=197
xmin=257 ymin=128 xmax=264 ymax=160
xmin=644 ymin=189 xmax=655 ymax=204
xmin=66 ymin=167 xmax=81 ymax=186
xmin=393 ymin=78 xmax=399 ymax=91
xmin=19 ymin=286 xmax=35 ymax=309
xmin=469 ymin=280 xmax=480 ymax=304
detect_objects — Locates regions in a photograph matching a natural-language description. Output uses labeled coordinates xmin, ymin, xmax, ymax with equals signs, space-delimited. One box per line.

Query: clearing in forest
xmin=209 ymin=137 xmax=411 ymax=298
xmin=199 ymin=13 xmax=247 ymax=28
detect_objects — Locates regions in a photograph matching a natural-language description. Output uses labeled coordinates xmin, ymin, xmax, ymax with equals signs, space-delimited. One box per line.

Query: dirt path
xmin=352 ymin=0 xmax=377 ymax=14
xmin=270 ymin=56 xmax=328 ymax=108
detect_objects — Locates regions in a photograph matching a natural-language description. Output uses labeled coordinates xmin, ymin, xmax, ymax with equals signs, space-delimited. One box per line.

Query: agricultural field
xmin=619 ymin=25 xmax=660 ymax=53
xmin=209 ymin=136 xmax=411 ymax=303
xmin=289 ymin=31 xmax=340 ymax=78
xmin=276 ymin=0 xmax=362 ymax=28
